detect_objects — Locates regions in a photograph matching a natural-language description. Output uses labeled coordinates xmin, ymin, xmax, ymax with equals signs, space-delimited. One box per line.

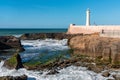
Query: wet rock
xmin=87 ymin=63 xmax=104 ymax=73
xmin=0 ymin=36 xmax=24 ymax=52
xmin=74 ymin=61 xmax=82 ymax=66
xmin=107 ymin=79 xmax=115 ymax=80
xmin=20 ymin=33 xmax=83 ymax=40
xmin=0 ymin=75 xmax=27 ymax=80
xmin=102 ymin=71 xmax=110 ymax=77
xmin=4 ymin=54 xmax=24 ymax=69
xmin=15 ymin=54 xmax=24 ymax=70
xmin=113 ymin=74 xmax=120 ymax=80
xmin=47 ymin=69 xmax=59 ymax=75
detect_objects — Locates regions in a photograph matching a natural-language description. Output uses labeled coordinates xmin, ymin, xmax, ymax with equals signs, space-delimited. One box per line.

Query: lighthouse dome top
xmin=87 ymin=8 xmax=90 ymax=12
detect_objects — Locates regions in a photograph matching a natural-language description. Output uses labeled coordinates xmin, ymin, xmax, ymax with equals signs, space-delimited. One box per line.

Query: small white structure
xmin=86 ymin=8 xmax=90 ymax=26
xmin=67 ymin=8 xmax=120 ymax=38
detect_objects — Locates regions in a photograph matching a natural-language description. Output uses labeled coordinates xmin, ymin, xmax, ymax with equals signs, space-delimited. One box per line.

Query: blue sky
xmin=0 ymin=0 xmax=120 ymax=28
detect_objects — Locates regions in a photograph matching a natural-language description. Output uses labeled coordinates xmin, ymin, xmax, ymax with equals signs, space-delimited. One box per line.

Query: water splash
xmin=0 ymin=60 xmax=4 ymax=69
xmin=0 ymin=61 xmax=109 ymax=80
xmin=0 ymin=39 xmax=115 ymax=80
xmin=20 ymin=39 xmax=70 ymax=63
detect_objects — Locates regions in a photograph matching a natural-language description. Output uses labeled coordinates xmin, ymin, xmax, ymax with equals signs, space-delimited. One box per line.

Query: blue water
xmin=0 ymin=28 xmax=70 ymax=63
xmin=0 ymin=28 xmax=67 ymax=36
xmin=20 ymin=39 xmax=70 ymax=64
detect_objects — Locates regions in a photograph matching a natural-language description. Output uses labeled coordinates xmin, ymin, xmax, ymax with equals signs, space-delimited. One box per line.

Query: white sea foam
xmin=20 ymin=39 xmax=70 ymax=62
xmin=13 ymin=34 xmax=22 ymax=38
xmin=0 ymin=39 xmax=116 ymax=80
xmin=0 ymin=61 xmax=112 ymax=80
xmin=21 ymin=39 xmax=69 ymax=51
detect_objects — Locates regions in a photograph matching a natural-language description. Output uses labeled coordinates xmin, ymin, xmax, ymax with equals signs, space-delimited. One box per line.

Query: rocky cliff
xmin=0 ymin=36 xmax=24 ymax=51
xmin=68 ymin=35 xmax=120 ymax=65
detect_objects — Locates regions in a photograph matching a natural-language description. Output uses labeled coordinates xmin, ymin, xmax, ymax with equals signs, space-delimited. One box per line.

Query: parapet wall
xmin=67 ymin=24 xmax=120 ymax=38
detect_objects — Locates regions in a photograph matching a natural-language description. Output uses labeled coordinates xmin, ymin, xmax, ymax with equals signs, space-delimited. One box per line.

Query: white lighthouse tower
xmin=86 ymin=8 xmax=90 ymax=26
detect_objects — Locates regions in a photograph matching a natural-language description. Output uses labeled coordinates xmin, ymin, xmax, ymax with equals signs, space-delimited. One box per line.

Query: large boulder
xmin=113 ymin=73 xmax=120 ymax=80
xmin=102 ymin=71 xmax=110 ymax=77
xmin=68 ymin=35 xmax=120 ymax=65
xmin=4 ymin=54 xmax=24 ymax=69
xmin=0 ymin=36 xmax=24 ymax=51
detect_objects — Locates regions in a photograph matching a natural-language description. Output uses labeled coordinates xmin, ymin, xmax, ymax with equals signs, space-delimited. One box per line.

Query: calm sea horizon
xmin=0 ymin=28 xmax=67 ymax=36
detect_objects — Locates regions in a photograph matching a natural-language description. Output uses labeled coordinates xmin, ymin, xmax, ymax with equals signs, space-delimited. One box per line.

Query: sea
xmin=0 ymin=29 xmax=114 ymax=80
xmin=0 ymin=28 xmax=67 ymax=37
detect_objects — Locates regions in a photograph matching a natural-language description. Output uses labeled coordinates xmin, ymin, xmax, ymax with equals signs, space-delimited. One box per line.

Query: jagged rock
xmin=102 ymin=71 xmax=110 ymax=77
xmin=47 ymin=69 xmax=59 ymax=75
xmin=107 ymin=79 xmax=115 ymax=80
xmin=68 ymin=35 xmax=120 ymax=65
xmin=20 ymin=33 xmax=84 ymax=40
xmin=87 ymin=63 xmax=104 ymax=73
xmin=0 ymin=75 xmax=27 ymax=80
xmin=113 ymin=74 xmax=120 ymax=80
xmin=0 ymin=36 xmax=24 ymax=52
xmin=4 ymin=54 xmax=24 ymax=69
xmin=15 ymin=54 xmax=24 ymax=70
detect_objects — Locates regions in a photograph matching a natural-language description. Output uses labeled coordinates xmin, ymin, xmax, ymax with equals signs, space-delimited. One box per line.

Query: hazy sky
xmin=0 ymin=0 xmax=120 ymax=28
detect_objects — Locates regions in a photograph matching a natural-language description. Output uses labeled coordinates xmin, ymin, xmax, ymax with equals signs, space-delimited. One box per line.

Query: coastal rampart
xmin=67 ymin=24 xmax=120 ymax=38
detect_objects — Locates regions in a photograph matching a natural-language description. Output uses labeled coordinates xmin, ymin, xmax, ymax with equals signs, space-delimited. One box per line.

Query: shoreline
xmin=0 ymin=32 xmax=120 ymax=80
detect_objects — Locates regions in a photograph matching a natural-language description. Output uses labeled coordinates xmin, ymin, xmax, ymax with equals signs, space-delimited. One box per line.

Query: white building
xmin=67 ymin=9 xmax=120 ymax=38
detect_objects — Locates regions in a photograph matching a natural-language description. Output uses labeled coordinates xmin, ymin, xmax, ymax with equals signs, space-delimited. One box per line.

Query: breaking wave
xmin=0 ymin=39 xmax=115 ymax=80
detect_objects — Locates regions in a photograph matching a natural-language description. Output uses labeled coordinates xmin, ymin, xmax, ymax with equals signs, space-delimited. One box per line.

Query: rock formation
xmin=68 ymin=35 xmax=120 ymax=65
xmin=0 ymin=75 xmax=27 ymax=80
xmin=4 ymin=54 xmax=24 ymax=69
xmin=20 ymin=33 xmax=84 ymax=40
xmin=15 ymin=54 xmax=24 ymax=70
xmin=0 ymin=36 xmax=24 ymax=51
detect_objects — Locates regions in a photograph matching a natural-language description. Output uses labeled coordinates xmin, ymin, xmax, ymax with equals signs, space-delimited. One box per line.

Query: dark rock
xmin=102 ymin=71 xmax=110 ymax=77
xmin=74 ymin=61 xmax=82 ymax=66
xmin=0 ymin=36 xmax=24 ymax=52
xmin=47 ymin=69 xmax=59 ymax=75
xmin=0 ymin=75 xmax=27 ymax=80
xmin=113 ymin=74 xmax=120 ymax=80
xmin=87 ymin=63 xmax=104 ymax=73
xmin=15 ymin=54 xmax=24 ymax=70
xmin=4 ymin=54 xmax=24 ymax=69
xmin=20 ymin=33 xmax=83 ymax=40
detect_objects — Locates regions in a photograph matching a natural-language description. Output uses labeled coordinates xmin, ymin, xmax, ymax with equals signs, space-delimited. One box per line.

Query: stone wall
xmin=67 ymin=24 xmax=120 ymax=38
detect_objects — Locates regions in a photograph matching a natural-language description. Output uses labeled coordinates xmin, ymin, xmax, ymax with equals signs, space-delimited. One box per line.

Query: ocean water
xmin=0 ymin=28 xmax=67 ymax=37
xmin=0 ymin=61 xmax=113 ymax=80
xmin=0 ymin=29 xmax=115 ymax=80
xmin=0 ymin=28 xmax=67 ymax=59
xmin=0 ymin=39 xmax=114 ymax=80
xmin=20 ymin=39 xmax=70 ymax=63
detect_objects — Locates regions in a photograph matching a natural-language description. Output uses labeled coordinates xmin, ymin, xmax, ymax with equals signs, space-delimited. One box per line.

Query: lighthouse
xmin=86 ymin=8 xmax=90 ymax=26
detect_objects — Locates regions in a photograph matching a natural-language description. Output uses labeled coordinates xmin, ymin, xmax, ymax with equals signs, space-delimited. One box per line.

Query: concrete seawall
xmin=67 ymin=24 xmax=120 ymax=38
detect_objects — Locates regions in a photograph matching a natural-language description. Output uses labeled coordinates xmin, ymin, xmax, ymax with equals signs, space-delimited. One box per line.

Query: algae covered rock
xmin=4 ymin=53 xmax=24 ymax=69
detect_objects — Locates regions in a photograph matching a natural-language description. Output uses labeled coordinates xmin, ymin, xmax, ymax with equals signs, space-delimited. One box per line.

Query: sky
xmin=0 ymin=0 xmax=120 ymax=28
